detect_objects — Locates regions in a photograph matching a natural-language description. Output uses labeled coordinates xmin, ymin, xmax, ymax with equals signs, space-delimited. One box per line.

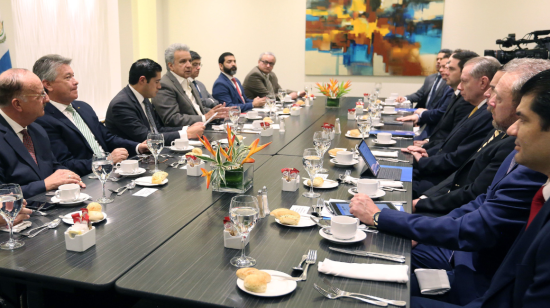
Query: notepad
xmin=370 ymin=130 xmax=416 ymax=137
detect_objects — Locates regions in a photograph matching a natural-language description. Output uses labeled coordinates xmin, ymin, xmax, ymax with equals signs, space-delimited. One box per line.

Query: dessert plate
xmin=236 ymin=270 xmax=297 ymax=297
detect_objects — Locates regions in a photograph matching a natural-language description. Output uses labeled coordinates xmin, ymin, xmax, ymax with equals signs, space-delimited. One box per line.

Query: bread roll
xmin=263 ymin=117 xmax=273 ymax=124
xmin=244 ymin=274 xmax=267 ymax=293
xmin=152 ymin=171 xmax=168 ymax=184
xmin=86 ymin=202 xmax=102 ymax=212
xmin=270 ymin=208 xmax=300 ymax=219
xmin=255 ymin=270 xmax=271 ymax=283
xmin=191 ymin=148 xmax=202 ymax=155
xmin=282 ymin=108 xmax=290 ymax=114
xmin=296 ymin=99 xmax=304 ymax=105
xmin=328 ymin=148 xmax=346 ymax=156
xmin=349 ymin=129 xmax=361 ymax=137
xmin=236 ymin=267 xmax=259 ymax=280
xmin=88 ymin=211 xmax=104 ymax=222
xmin=279 ymin=215 xmax=300 ymax=225
xmin=306 ymin=177 xmax=324 ymax=187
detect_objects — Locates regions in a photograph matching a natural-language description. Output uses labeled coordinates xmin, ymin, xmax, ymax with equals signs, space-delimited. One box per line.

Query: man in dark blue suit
xmin=212 ymin=52 xmax=266 ymax=112
xmin=32 ymin=54 xmax=149 ymax=176
xmin=0 ymin=68 xmax=83 ymax=198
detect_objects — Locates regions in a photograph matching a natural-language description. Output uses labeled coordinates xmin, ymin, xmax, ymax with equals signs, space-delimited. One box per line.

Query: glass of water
xmin=278 ymin=89 xmax=286 ymax=102
xmin=266 ymin=94 xmax=276 ymax=118
xmin=313 ymin=131 xmax=331 ymax=173
xmin=0 ymin=184 xmax=24 ymax=250
xmin=356 ymin=115 xmax=371 ymax=142
xmin=229 ymin=195 xmax=260 ymax=267
xmin=92 ymin=152 xmax=114 ymax=204
xmin=303 ymin=148 xmax=322 ymax=198
xmin=147 ymin=133 xmax=165 ymax=173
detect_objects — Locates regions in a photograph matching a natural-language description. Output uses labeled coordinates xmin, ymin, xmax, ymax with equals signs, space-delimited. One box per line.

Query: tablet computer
xmin=328 ymin=201 xmax=398 ymax=216
xmin=25 ymin=201 xmax=56 ymax=211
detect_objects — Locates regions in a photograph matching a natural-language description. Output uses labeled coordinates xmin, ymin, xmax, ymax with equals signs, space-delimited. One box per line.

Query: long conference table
xmin=0 ymin=97 xmax=415 ymax=307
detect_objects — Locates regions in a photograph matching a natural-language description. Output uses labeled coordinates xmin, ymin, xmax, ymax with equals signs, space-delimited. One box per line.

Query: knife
xmin=329 ymin=247 xmax=405 ymax=263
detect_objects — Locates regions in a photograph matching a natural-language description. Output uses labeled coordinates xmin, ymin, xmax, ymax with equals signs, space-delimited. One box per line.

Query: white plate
xmin=319 ymin=228 xmax=367 ymax=244
xmin=246 ymin=116 xmax=262 ymax=120
xmin=373 ymin=139 xmax=397 ymax=145
xmin=277 ymin=111 xmax=291 ymax=115
xmin=328 ymin=148 xmax=348 ymax=158
xmin=382 ymin=111 xmax=398 ymax=115
xmin=134 ymin=176 xmax=169 ymax=186
xmin=115 ymin=167 xmax=147 ymax=177
xmin=348 ymin=187 xmax=386 ymax=198
xmin=345 ymin=132 xmax=364 ymax=139
xmin=51 ymin=193 xmax=91 ymax=206
xmin=218 ymin=137 xmax=246 ymax=144
xmin=329 ymin=158 xmax=359 ymax=166
xmin=169 ymin=145 xmax=194 ymax=152
xmin=372 ymin=123 xmax=384 ymax=127
xmin=188 ymin=140 xmax=203 ymax=147
xmin=275 ymin=216 xmax=316 ymax=228
xmin=303 ymin=178 xmax=339 ymax=189
xmin=382 ymin=102 xmax=398 ymax=106
xmin=236 ymin=269 xmax=297 ymax=297
xmin=61 ymin=210 xmax=107 ymax=225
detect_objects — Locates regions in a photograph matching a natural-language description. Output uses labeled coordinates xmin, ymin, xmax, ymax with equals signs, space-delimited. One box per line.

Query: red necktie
xmin=231 ymin=78 xmax=246 ymax=104
xmin=21 ymin=128 xmax=38 ymax=165
xmin=526 ymin=186 xmax=546 ymax=229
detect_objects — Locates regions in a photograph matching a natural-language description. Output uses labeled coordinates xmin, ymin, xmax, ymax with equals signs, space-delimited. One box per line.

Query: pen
xmin=203 ymin=112 xmax=218 ymax=126
xmin=326 ymin=203 xmax=336 ymax=215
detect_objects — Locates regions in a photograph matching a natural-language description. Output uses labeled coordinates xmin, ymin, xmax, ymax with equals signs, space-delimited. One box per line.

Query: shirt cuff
xmin=179 ymin=126 xmax=189 ymax=139
xmin=135 ymin=144 xmax=141 ymax=155
xmin=420 ymin=195 xmax=428 ymax=199
xmin=201 ymin=115 xmax=206 ymax=122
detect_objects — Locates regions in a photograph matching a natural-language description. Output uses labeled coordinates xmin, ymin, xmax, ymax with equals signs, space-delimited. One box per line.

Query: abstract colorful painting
xmin=306 ymin=0 xmax=445 ymax=76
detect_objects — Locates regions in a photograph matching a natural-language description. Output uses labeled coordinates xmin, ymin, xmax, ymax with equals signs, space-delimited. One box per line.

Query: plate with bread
xmin=303 ymin=177 xmax=338 ymax=189
xmin=169 ymin=145 xmax=194 ymax=152
xmin=345 ymin=129 xmax=365 ymax=139
xmin=134 ymin=172 xmax=168 ymax=186
xmin=236 ymin=268 xmax=297 ymax=297
xmin=61 ymin=202 xmax=106 ymax=224
xmin=328 ymin=148 xmax=359 ymax=159
xmin=270 ymin=208 xmax=316 ymax=228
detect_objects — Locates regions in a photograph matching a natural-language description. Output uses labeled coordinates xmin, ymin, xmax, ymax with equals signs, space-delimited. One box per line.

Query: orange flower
xmin=198 ymin=135 xmax=215 ymax=156
xmin=241 ymin=157 xmax=255 ymax=164
xmin=239 ymin=139 xmax=272 ymax=166
xmin=227 ymin=126 xmax=234 ymax=148
xmin=200 ymin=168 xmax=214 ymax=188
xmin=220 ymin=146 xmax=231 ymax=161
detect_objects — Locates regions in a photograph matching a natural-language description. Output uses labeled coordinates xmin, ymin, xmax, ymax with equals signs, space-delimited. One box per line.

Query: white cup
xmin=357 ymin=179 xmax=379 ymax=195
xmin=55 ymin=184 xmax=80 ymax=202
xmin=385 ymin=98 xmax=395 ymax=105
xmin=284 ymin=95 xmax=293 ymax=102
xmin=331 ymin=216 xmax=359 ymax=240
xmin=116 ymin=160 xmax=139 ymax=174
xmin=377 ymin=132 xmax=392 ymax=143
xmin=336 ymin=151 xmax=354 ymax=164
xmin=247 ymin=110 xmax=258 ymax=118
xmin=371 ymin=117 xmax=381 ymax=125
xmin=383 ymin=106 xmax=396 ymax=113
xmin=171 ymin=138 xmax=189 ymax=149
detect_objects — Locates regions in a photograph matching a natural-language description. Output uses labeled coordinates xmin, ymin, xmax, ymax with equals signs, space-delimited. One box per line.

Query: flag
xmin=0 ymin=12 xmax=11 ymax=74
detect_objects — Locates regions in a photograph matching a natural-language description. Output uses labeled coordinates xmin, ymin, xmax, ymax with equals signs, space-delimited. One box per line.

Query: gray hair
xmin=165 ymin=43 xmax=190 ymax=67
xmin=32 ymin=54 xmax=72 ymax=82
xmin=0 ymin=68 xmax=30 ymax=107
xmin=464 ymin=56 xmax=501 ymax=81
xmin=258 ymin=52 xmax=276 ymax=61
xmin=502 ymin=58 xmax=550 ymax=105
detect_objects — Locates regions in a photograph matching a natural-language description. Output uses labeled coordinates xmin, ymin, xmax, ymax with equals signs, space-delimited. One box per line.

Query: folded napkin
xmin=318 ymin=258 xmax=409 ymax=283
xmin=371 ymin=151 xmax=398 ymax=158
xmin=414 ymin=269 xmax=451 ymax=295
xmin=0 ymin=221 xmax=32 ymax=233
xmin=378 ymin=180 xmax=404 ymax=188
xmin=211 ymin=125 xmax=225 ymax=131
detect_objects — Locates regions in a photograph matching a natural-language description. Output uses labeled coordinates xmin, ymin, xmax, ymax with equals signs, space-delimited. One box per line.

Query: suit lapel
xmin=124 ymin=86 xmax=149 ymax=126
xmin=45 ymin=103 xmax=81 ymax=136
xmin=0 ymin=117 xmax=41 ymax=177
xmin=71 ymin=102 xmax=105 ymax=151
xmin=167 ymin=71 xmax=201 ymax=115
xmin=27 ymin=124 xmax=49 ymax=177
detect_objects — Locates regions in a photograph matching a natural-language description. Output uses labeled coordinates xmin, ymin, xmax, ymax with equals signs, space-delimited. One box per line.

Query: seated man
xmin=106 ymin=58 xmax=204 ymax=145
xmin=0 ymin=68 xmax=83 ymax=198
xmin=243 ymin=52 xmax=304 ymax=100
xmin=189 ymin=51 xmax=219 ymax=108
xmin=212 ymin=52 xmax=266 ymax=112
xmin=33 ymin=54 xmax=148 ymax=176
xmin=153 ymin=44 xmax=226 ymax=127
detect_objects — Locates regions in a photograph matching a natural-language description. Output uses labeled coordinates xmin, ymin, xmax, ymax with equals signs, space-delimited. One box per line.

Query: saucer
xmin=330 ymin=158 xmax=359 ymax=166
xmin=246 ymin=116 xmax=262 ymax=120
xmin=275 ymin=216 xmax=316 ymax=228
xmin=61 ymin=210 xmax=107 ymax=224
xmin=319 ymin=228 xmax=367 ymax=244
xmin=303 ymin=178 xmax=339 ymax=189
xmin=348 ymin=187 xmax=386 ymax=198
xmin=115 ymin=167 xmax=146 ymax=177
xmin=345 ymin=132 xmax=364 ymax=139
xmin=188 ymin=140 xmax=203 ymax=147
xmin=169 ymin=145 xmax=194 ymax=152
xmin=236 ymin=269 xmax=297 ymax=297
xmin=382 ymin=111 xmax=398 ymax=115
xmin=382 ymin=102 xmax=398 ymax=106
xmin=372 ymin=123 xmax=384 ymax=127
xmin=134 ymin=176 xmax=169 ymax=186
xmin=374 ymin=139 xmax=397 ymax=145
xmin=51 ymin=193 xmax=91 ymax=206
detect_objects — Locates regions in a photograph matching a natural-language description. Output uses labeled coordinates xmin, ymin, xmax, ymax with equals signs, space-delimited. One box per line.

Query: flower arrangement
xmin=316 ymin=79 xmax=352 ymax=99
xmin=197 ymin=126 xmax=271 ymax=189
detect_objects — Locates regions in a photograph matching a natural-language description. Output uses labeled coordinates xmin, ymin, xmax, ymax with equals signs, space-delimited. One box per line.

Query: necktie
xmin=264 ymin=73 xmax=274 ymax=96
xmin=21 ymin=129 xmax=37 ymax=165
xmin=231 ymin=78 xmax=246 ymax=104
xmin=526 ymin=186 xmax=546 ymax=229
xmin=426 ymin=74 xmax=442 ymax=109
xmin=468 ymin=106 xmax=479 ymax=118
xmin=143 ymin=99 xmax=159 ymax=134
xmin=507 ymin=157 xmax=516 ymax=174
xmin=192 ymin=81 xmax=203 ymax=99
xmin=66 ymin=104 xmax=102 ymax=155
xmin=477 ymin=130 xmax=502 ymax=152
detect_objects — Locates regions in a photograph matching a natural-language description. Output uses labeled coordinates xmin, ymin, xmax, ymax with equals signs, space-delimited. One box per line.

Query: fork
xmin=299 ymin=250 xmax=317 ymax=280
xmin=313 ymin=283 xmax=388 ymax=306
xmin=323 ymin=278 xmax=406 ymax=306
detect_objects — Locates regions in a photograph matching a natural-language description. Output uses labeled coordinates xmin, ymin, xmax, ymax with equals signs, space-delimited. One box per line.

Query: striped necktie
xmin=192 ymin=81 xmax=203 ymax=98
xmin=477 ymin=130 xmax=502 ymax=152
xmin=426 ymin=74 xmax=442 ymax=109
xmin=231 ymin=78 xmax=246 ymax=104
xmin=66 ymin=104 xmax=102 ymax=155
xmin=21 ymin=128 xmax=37 ymax=165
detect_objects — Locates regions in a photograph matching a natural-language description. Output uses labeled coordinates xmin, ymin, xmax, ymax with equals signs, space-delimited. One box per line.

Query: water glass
xmin=0 ymin=184 xmax=24 ymax=250
xmin=147 ymin=133 xmax=165 ymax=173
xmin=356 ymin=115 xmax=371 ymax=141
xmin=313 ymin=131 xmax=331 ymax=173
xmin=302 ymin=148 xmax=322 ymax=198
xmin=229 ymin=195 xmax=260 ymax=267
xmin=92 ymin=152 xmax=114 ymax=204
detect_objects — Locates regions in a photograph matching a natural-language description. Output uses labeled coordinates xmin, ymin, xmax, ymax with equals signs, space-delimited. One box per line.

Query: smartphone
xmin=25 ymin=201 xmax=56 ymax=211
xmin=328 ymin=201 xmax=398 ymax=216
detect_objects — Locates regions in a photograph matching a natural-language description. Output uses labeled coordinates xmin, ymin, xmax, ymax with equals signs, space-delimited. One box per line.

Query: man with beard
xmin=212 ymin=52 xmax=266 ymax=112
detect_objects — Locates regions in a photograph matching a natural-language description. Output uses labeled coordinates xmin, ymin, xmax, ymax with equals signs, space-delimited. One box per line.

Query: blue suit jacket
xmin=212 ymin=73 xmax=254 ymax=112
xmin=415 ymin=86 xmax=454 ymax=140
xmin=0 ymin=116 xmax=66 ymax=198
xmin=35 ymin=101 xmax=138 ymax=176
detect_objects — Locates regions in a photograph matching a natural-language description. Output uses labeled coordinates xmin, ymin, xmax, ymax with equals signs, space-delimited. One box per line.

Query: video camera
xmin=484 ymin=30 xmax=550 ymax=64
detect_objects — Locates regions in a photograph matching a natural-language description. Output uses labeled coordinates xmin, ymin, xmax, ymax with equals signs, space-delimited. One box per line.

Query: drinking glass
xmin=0 ymin=184 xmax=24 ymax=250
xmin=229 ymin=106 xmax=241 ymax=126
xmin=92 ymin=152 xmax=114 ymax=204
xmin=374 ymin=82 xmax=382 ymax=93
xmin=356 ymin=115 xmax=371 ymax=142
xmin=313 ymin=131 xmax=331 ymax=173
xmin=302 ymin=148 xmax=322 ymax=198
xmin=229 ymin=195 xmax=260 ymax=267
xmin=266 ymin=94 xmax=276 ymax=118
xmin=278 ymin=89 xmax=286 ymax=102
xmin=147 ymin=133 xmax=165 ymax=173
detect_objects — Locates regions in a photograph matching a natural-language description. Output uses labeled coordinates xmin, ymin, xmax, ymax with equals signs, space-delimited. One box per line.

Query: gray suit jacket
xmin=152 ymin=71 xmax=211 ymax=127
xmin=406 ymin=73 xmax=446 ymax=109
xmin=243 ymin=66 xmax=282 ymax=98
xmin=190 ymin=79 xmax=219 ymax=108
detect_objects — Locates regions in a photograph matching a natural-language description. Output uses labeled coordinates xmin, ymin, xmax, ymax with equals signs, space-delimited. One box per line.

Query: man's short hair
xmin=520 ymin=69 xmax=550 ymax=131
xmin=439 ymin=49 xmax=452 ymax=58
xmin=0 ymin=68 xmax=29 ymax=107
xmin=502 ymin=58 xmax=550 ymax=106
xmin=164 ymin=43 xmax=190 ymax=67
xmin=218 ymin=52 xmax=234 ymax=65
xmin=258 ymin=52 xmax=275 ymax=61
xmin=190 ymin=51 xmax=201 ymax=62
xmin=33 ymin=54 xmax=72 ymax=83
xmin=451 ymin=50 xmax=479 ymax=71
xmin=128 ymin=59 xmax=162 ymax=85
xmin=464 ymin=56 xmax=501 ymax=80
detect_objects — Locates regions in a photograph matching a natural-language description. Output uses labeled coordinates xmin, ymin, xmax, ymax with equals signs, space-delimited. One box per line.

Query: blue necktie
xmin=193 ymin=81 xmax=203 ymax=99
xmin=426 ymin=74 xmax=442 ymax=109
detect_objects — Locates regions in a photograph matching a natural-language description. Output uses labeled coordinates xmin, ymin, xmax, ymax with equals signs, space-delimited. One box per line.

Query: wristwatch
xmin=373 ymin=211 xmax=380 ymax=227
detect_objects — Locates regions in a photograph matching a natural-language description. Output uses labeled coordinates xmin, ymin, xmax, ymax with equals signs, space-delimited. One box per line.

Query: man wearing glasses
xmin=243 ymin=52 xmax=304 ymax=100
xmin=189 ymin=51 xmax=219 ymax=108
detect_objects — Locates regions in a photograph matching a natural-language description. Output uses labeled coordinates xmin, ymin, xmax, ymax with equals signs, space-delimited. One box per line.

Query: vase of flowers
xmin=316 ymin=79 xmax=352 ymax=108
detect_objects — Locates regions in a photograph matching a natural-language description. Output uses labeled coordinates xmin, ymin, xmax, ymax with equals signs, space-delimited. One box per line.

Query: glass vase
xmin=212 ymin=165 xmax=254 ymax=193
xmin=326 ymin=97 xmax=340 ymax=108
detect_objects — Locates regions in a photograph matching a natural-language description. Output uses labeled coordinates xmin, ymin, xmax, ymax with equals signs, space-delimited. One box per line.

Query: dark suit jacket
xmin=35 ymin=101 xmax=138 ymax=176
xmin=416 ymin=131 xmax=516 ymax=215
xmin=416 ymin=86 xmax=455 ymax=140
xmin=242 ymin=66 xmax=282 ymax=98
xmin=105 ymin=86 xmax=181 ymax=144
xmin=0 ymin=116 xmax=66 ymax=198
xmin=379 ymin=151 xmax=546 ymax=302
xmin=191 ymin=79 xmax=219 ymax=108
xmin=212 ymin=73 xmax=254 ymax=112
xmin=406 ymin=73 xmax=447 ymax=109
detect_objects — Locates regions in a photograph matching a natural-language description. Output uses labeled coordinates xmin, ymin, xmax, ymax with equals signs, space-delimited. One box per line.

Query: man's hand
xmin=44 ymin=169 xmax=83 ymax=191
xmin=412 ymin=198 xmax=419 ymax=213
xmin=414 ymin=140 xmax=429 ymax=147
xmin=349 ymin=194 xmax=381 ymax=225
xmin=412 ymin=151 xmax=425 ymax=162
xmin=412 ymin=240 xmax=419 ymax=249
xmin=298 ymin=91 xmax=306 ymax=97
xmin=205 ymin=103 xmax=228 ymax=120
xmin=252 ymin=97 xmax=266 ymax=107
xmin=110 ymin=148 xmax=129 ymax=163
xmin=187 ymin=122 xmax=205 ymax=139
xmin=396 ymin=114 xmax=419 ymax=125
xmin=289 ymin=92 xmax=298 ymax=100
xmin=406 ymin=146 xmax=427 ymax=154
xmin=414 ymin=108 xmax=427 ymax=115
xmin=396 ymin=96 xmax=407 ymax=103
xmin=137 ymin=142 xmax=149 ymax=154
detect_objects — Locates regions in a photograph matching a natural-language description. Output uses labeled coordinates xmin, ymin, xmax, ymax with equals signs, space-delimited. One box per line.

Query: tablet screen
xmin=333 ymin=202 xmax=393 ymax=216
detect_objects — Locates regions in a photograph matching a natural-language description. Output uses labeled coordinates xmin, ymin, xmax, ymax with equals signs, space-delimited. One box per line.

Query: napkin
xmin=211 ymin=125 xmax=225 ymax=131
xmin=318 ymin=258 xmax=409 ymax=283
xmin=414 ymin=269 xmax=451 ymax=295
xmin=0 ymin=221 xmax=32 ymax=233
xmin=371 ymin=151 xmax=398 ymax=158
xmin=378 ymin=180 xmax=404 ymax=188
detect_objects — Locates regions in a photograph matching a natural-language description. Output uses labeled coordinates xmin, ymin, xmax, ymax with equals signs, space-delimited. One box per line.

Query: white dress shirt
xmin=0 ymin=109 xmax=25 ymax=142
xmin=543 ymin=179 xmax=550 ymax=202
xmin=172 ymin=72 xmax=206 ymax=122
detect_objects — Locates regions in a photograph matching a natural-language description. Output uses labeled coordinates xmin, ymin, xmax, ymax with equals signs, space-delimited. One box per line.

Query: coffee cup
xmin=284 ymin=95 xmax=293 ymax=102
xmin=371 ymin=117 xmax=381 ymax=125
xmin=55 ymin=184 xmax=80 ymax=202
xmin=171 ymin=138 xmax=189 ymax=149
xmin=247 ymin=110 xmax=258 ymax=118
xmin=357 ymin=179 xmax=379 ymax=195
xmin=116 ymin=160 xmax=139 ymax=174
xmin=383 ymin=106 xmax=395 ymax=113
xmin=336 ymin=151 xmax=354 ymax=164
xmin=385 ymin=98 xmax=395 ymax=105
xmin=377 ymin=132 xmax=392 ymax=143
xmin=331 ymin=216 xmax=359 ymax=240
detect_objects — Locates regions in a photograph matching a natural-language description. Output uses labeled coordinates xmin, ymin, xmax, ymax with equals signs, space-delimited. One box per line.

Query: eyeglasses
xmin=21 ymin=92 xmax=47 ymax=99
xmin=192 ymin=63 xmax=202 ymax=68
xmin=260 ymin=60 xmax=275 ymax=66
